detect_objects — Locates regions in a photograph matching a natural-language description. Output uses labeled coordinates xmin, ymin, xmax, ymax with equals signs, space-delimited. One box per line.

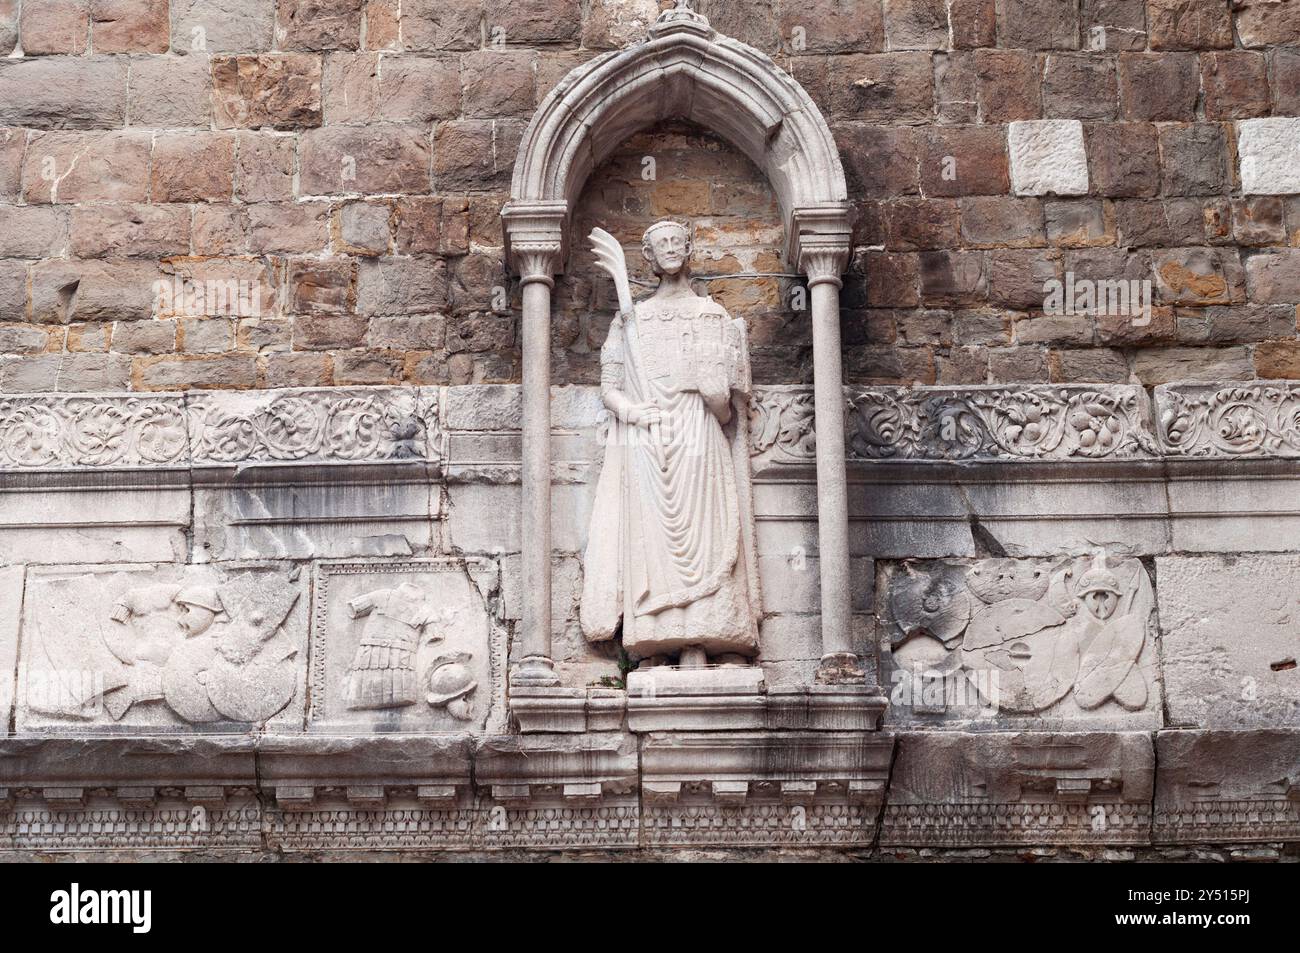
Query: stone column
xmin=798 ymin=222 xmax=865 ymax=684
xmin=502 ymin=203 xmax=566 ymax=688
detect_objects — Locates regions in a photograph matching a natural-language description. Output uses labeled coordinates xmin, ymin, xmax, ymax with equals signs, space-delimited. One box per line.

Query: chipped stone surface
xmin=1154 ymin=730 xmax=1300 ymax=843
xmin=881 ymin=554 xmax=1161 ymax=730
xmin=880 ymin=731 xmax=1155 ymax=846
xmin=1157 ymin=555 xmax=1300 ymax=728
xmin=1008 ymin=120 xmax=1089 ymax=197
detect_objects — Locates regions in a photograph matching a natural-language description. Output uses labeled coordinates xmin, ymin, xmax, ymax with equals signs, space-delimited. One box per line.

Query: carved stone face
xmin=1081 ymin=589 xmax=1118 ymax=621
xmin=178 ymin=603 xmax=217 ymax=637
xmin=642 ymin=223 xmax=691 ymax=275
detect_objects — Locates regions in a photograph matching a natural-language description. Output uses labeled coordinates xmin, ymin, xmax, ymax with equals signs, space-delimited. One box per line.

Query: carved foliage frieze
xmin=0 ymin=395 xmax=188 ymax=469
xmin=1156 ymin=382 xmax=1300 ymax=457
xmin=847 ymin=386 xmax=1159 ymax=461
xmin=189 ymin=388 xmax=442 ymax=466
xmin=751 ymin=384 xmax=1160 ymax=464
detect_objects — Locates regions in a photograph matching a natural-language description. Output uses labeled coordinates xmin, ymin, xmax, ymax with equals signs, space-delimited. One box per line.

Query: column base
xmin=815 ymin=652 xmax=867 ymax=685
xmin=510 ymin=654 xmax=561 ymax=688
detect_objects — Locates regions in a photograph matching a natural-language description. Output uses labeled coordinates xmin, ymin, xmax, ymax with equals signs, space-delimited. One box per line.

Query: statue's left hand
xmin=699 ymin=373 xmax=732 ymax=420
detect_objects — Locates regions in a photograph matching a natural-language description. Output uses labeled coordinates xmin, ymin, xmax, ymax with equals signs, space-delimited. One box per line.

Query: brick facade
xmin=0 ymin=0 xmax=1298 ymax=392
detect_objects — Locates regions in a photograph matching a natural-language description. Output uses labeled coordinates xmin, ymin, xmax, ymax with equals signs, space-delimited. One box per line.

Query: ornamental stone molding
xmin=0 ymin=394 xmax=188 ymax=470
xmin=188 ymin=388 xmax=443 ymax=467
xmin=11 ymin=383 xmax=1300 ymax=474
xmin=1156 ymin=381 xmax=1300 ymax=458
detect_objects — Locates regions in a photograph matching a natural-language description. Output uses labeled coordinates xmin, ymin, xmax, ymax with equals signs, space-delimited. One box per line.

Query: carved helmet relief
xmin=342 ymin=582 xmax=477 ymax=720
xmin=309 ymin=560 xmax=501 ymax=733
xmin=886 ymin=551 xmax=1157 ymax=720
xmin=24 ymin=567 xmax=302 ymax=728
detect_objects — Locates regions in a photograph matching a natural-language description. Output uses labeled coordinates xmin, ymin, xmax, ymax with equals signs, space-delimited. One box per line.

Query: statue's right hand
xmin=627 ymin=403 xmax=662 ymax=428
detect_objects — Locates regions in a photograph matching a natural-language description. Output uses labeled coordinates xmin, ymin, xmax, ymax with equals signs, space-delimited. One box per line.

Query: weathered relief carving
xmin=17 ymin=564 xmax=306 ymax=730
xmin=881 ymin=552 xmax=1160 ymax=727
xmin=748 ymin=384 xmax=1161 ymax=465
xmin=580 ymin=221 xmax=761 ymax=663
xmin=188 ymin=388 xmax=441 ymax=465
xmin=848 ymin=386 xmax=1158 ymax=461
xmin=880 ymin=732 xmax=1155 ymax=846
xmin=1157 ymin=381 xmax=1300 ymax=457
xmin=0 ymin=395 xmax=188 ymax=469
xmin=1153 ymin=730 xmax=1300 ymax=843
xmin=748 ymin=387 xmax=816 ymax=466
xmin=309 ymin=560 xmax=505 ymax=733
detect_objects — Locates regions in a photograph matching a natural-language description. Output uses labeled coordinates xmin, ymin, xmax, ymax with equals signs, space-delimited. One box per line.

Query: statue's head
xmin=641 ymin=220 xmax=691 ymax=276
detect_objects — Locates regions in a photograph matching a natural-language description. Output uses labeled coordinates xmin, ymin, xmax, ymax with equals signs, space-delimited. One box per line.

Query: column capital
xmin=513 ymin=242 xmax=562 ymax=288
xmin=502 ymin=200 xmax=568 ymax=282
xmin=788 ymin=204 xmax=852 ymax=288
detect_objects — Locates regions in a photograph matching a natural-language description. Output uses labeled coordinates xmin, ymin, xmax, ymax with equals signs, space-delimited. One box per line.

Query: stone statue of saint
xmin=580 ymin=219 xmax=761 ymax=665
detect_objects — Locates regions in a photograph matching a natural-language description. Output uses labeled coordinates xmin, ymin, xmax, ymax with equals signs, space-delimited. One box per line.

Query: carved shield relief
xmin=17 ymin=563 xmax=308 ymax=732
xmin=881 ymin=553 xmax=1162 ymax=730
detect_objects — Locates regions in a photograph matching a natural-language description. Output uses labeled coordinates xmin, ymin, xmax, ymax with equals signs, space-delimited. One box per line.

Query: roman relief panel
xmin=17 ymin=564 xmax=307 ymax=732
xmin=880 ymin=552 xmax=1161 ymax=729
xmin=308 ymin=559 xmax=506 ymax=735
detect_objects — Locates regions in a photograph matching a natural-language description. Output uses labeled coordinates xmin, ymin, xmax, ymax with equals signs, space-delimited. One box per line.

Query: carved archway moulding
xmin=502 ymin=1 xmax=868 ymax=694
xmin=501 ymin=2 xmax=851 ymax=274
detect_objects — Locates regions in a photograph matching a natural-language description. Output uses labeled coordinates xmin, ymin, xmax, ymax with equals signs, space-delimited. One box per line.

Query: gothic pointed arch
xmin=502 ymin=1 xmax=850 ymax=272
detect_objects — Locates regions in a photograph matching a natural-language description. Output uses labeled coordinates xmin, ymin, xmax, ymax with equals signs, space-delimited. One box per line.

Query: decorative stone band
xmin=0 ymin=394 xmax=189 ymax=470
xmin=754 ymin=380 xmax=1300 ymax=463
xmin=3 ymin=730 xmax=1294 ymax=851
xmin=1156 ymin=382 xmax=1300 ymax=458
xmin=188 ymin=388 xmax=441 ymax=466
xmin=0 ymin=388 xmax=444 ymax=470
xmin=8 ymin=382 xmax=1300 ymax=471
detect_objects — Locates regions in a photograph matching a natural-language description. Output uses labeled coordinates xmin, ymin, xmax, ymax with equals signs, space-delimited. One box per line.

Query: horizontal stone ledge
xmin=4 ymin=381 xmax=1300 ymax=476
xmin=0 ymin=730 xmax=1294 ymax=851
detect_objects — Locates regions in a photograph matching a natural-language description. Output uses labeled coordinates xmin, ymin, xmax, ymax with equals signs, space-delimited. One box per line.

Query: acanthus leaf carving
xmin=1156 ymin=382 xmax=1300 ymax=457
xmin=189 ymin=388 xmax=437 ymax=465
xmin=0 ymin=396 xmax=188 ymax=469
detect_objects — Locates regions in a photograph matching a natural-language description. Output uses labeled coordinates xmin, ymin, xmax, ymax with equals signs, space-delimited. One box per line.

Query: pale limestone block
xmin=1157 ymin=555 xmax=1300 ymax=728
xmin=308 ymin=558 xmax=506 ymax=735
xmin=0 ymin=565 xmax=23 ymax=732
xmin=1008 ymin=120 xmax=1089 ymax=196
xmin=879 ymin=553 xmax=1162 ymax=730
xmin=1238 ymin=118 xmax=1300 ymax=195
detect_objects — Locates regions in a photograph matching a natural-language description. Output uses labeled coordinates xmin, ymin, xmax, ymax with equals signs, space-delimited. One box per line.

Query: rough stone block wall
xmin=1 ymin=0 xmax=1297 ymax=394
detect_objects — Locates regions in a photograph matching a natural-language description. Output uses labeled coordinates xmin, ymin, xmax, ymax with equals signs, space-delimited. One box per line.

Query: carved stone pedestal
xmin=626 ymin=666 xmax=767 ymax=731
xmin=509 ymin=686 xmax=628 ymax=734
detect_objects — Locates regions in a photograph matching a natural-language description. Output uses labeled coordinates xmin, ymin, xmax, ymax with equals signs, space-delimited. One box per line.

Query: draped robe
xmin=580 ymin=292 xmax=761 ymax=660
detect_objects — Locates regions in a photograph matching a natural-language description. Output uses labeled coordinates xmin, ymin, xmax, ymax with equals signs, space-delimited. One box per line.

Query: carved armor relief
xmin=309 ymin=559 xmax=506 ymax=734
xmin=879 ymin=552 xmax=1162 ymax=729
xmin=17 ymin=564 xmax=307 ymax=731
